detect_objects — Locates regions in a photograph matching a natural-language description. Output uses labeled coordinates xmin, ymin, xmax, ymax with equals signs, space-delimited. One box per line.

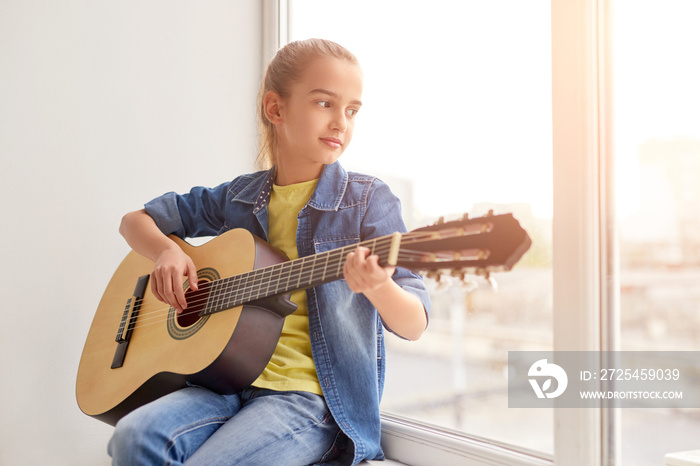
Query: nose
xmin=331 ymin=109 xmax=348 ymax=133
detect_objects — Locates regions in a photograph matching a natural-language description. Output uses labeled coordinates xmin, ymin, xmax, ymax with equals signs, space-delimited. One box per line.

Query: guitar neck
xmin=202 ymin=233 xmax=399 ymax=316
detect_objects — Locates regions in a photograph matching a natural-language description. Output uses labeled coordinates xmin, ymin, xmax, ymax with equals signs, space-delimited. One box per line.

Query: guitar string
xmin=119 ymin=248 xmax=430 ymax=334
xmin=124 ymin=230 xmax=438 ymax=317
xmin=120 ymin=225 xmax=475 ymax=331
xmin=126 ymin=242 xmax=405 ymax=325
xmin=117 ymin=247 xmax=435 ymax=334
xmin=126 ymin=228 xmax=452 ymax=319
xmin=115 ymin=224 xmax=486 ymax=333
xmin=137 ymin=238 xmax=395 ymax=311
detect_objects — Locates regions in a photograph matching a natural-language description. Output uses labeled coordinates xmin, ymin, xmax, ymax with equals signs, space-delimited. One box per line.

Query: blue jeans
xmin=107 ymin=386 xmax=343 ymax=465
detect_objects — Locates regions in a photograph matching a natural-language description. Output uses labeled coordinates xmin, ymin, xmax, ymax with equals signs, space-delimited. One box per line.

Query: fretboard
xmin=200 ymin=234 xmax=397 ymax=316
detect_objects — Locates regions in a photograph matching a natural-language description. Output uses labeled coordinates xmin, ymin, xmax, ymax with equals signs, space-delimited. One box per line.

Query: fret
xmin=260 ymin=266 xmax=272 ymax=301
xmin=284 ymin=260 xmax=293 ymax=295
xmin=208 ymin=279 xmax=219 ymax=314
xmin=227 ymin=275 xmax=237 ymax=305
xmin=215 ymin=279 xmax=225 ymax=312
xmin=308 ymin=255 xmax=317 ymax=286
xmin=286 ymin=259 xmax=301 ymax=295
xmin=222 ymin=275 xmax=235 ymax=309
xmin=254 ymin=268 xmax=267 ymax=301
xmin=226 ymin=276 xmax=238 ymax=308
xmin=204 ymin=279 xmax=215 ymax=314
xmin=258 ymin=267 xmax=270 ymax=301
xmin=335 ymin=247 xmax=347 ymax=280
xmin=235 ymin=274 xmax=246 ymax=307
xmin=336 ymin=247 xmax=345 ymax=278
xmin=202 ymin=279 xmax=217 ymax=315
xmin=277 ymin=261 xmax=291 ymax=294
xmin=242 ymin=270 xmax=255 ymax=304
xmin=321 ymin=250 xmax=329 ymax=282
xmin=217 ymin=279 xmax=228 ymax=312
xmin=268 ymin=262 xmax=282 ymax=297
xmin=268 ymin=262 xmax=284 ymax=297
xmin=296 ymin=256 xmax=304 ymax=290
xmin=315 ymin=256 xmax=323 ymax=283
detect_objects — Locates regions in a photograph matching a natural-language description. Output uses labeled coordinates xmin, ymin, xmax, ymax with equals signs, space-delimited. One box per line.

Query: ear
xmin=263 ymin=91 xmax=284 ymax=125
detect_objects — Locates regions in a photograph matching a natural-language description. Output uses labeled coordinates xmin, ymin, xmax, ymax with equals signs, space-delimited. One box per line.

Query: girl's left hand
xmin=343 ymin=246 xmax=396 ymax=294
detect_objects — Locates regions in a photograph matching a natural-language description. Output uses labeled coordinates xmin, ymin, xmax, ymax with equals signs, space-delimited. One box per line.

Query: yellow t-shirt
xmin=252 ymin=178 xmax=323 ymax=396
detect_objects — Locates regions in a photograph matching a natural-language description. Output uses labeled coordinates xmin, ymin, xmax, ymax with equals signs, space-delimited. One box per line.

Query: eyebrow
xmin=309 ymin=88 xmax=362 ymax=106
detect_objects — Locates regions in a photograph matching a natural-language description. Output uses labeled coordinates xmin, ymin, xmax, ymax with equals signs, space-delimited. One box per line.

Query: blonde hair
xmin=256 ymin=38 xmax=359 ymax=170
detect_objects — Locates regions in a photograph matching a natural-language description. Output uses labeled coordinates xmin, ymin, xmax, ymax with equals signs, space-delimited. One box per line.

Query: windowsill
xmin=364 ymin=461 xmax=406 ymax=465
xmin=379 ymin=413 xmax=553 ymax=466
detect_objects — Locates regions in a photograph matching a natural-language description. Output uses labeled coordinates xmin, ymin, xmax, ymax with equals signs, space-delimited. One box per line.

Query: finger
xmin=364 ymin=255 xmax=385 ymax=282
xmin=172 ymin=273 xmax=188 ymax=311
xmin=159 ymin=271 xmax=181 ymax=313
xmin=187 ymin=260 xmax=199 ymax=292
xmin=158 ymin=272 xmax=171 ymax=305
xmin=343 ymin=256 xmax=361 ymax=292
xmin=151 ymin=279 xmax=163 ymax=304
xmin=366 ymin=254 xmax=380 ymax=270
xmin=350 ymin=247 xmax=369 ymax=273
xmin=345 ymin=251 xmax=357 ymax=273
xmin=355 ymin=246 xmax=370 ymax=262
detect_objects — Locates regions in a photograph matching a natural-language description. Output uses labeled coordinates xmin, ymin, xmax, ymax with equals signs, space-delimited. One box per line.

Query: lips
xmin=320 ymin=137 xmax=343 ymax=149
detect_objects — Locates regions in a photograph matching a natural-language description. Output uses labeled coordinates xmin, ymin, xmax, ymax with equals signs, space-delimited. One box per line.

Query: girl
xmin=109 ymin=38 xmax=430 ymax=465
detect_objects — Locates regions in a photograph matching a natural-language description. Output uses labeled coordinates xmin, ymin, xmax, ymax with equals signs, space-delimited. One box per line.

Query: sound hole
xmin=177 ymin=279 xmax=210 ymax=328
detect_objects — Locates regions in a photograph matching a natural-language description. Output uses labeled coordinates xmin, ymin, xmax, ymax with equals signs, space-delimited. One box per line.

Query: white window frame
xmin=551 ymin=0 xmax=618 ymax=464
xmin=263 ymin=1 xmax=618 ymax=464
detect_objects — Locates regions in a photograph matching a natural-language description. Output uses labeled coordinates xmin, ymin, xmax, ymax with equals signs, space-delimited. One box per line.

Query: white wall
xmin=0 ymin=2 xmax=262 ymax=464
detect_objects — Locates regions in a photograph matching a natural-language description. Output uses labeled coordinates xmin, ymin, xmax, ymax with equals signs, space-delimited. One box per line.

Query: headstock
xmin=396 ymin=211 xmax=532 ymax=282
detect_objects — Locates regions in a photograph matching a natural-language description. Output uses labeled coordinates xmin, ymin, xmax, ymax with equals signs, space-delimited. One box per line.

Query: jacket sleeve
xmin=361 ymin=178 xmax=432 ymax=330
xmin=143 ymin=181 xmax=232 ymax=239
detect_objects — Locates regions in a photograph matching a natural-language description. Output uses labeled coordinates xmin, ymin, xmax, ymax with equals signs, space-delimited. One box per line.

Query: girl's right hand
xmin=151 ymin=246 xmax=199 ymax=314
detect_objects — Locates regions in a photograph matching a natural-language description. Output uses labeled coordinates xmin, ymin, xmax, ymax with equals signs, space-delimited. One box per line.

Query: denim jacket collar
xmin=233 ymin=162 xmax=349 ymax=215
xmin=230 ymin=168 xmax=275 ymax=215
xmin=307 ymin=162 xmax=349 ymax=212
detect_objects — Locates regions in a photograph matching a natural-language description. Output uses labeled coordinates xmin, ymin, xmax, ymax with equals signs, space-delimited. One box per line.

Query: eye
xmin=346 ymin=108 xmax=359 ymax=117
xmin=317 ymin=101 xmax=331 ymax=108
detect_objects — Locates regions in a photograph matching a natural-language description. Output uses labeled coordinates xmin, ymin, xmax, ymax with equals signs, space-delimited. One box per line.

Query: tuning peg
xmin=476 ymin=269 xmax=498 ymax=290
xmin=451 ymin=269 xmax=478 ymax=292
xmin=434 ymin=216 xmax=445 ymax=226
xmin=486 ymin=209 xmax=495 ymax=217
xmin=461 ymin=213 xmax=469 ymax=221
xmin=425 ymin=270 xmax=453 ymax=291
xmin=487 ymin=275 xmax=498 ymax=290
xmin=459 ymin=277 xmax=478 ymax=293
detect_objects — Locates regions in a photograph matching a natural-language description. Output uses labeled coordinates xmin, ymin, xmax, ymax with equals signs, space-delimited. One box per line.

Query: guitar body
xmin=77 ymin=212 xmax=532 ymax=427
xmin=76 ymin=229 xmax=294 ymax=426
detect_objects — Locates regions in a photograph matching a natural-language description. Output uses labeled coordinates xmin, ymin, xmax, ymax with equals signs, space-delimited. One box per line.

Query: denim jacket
xmin=144 ymin=161 xmax=431 ymax=464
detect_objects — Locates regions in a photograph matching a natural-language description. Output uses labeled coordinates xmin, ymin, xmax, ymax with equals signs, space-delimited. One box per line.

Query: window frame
xmin=264 ymin=0 xmax=617 ymax=463
xmin=551 ymin=0 xmax=617 ymax=464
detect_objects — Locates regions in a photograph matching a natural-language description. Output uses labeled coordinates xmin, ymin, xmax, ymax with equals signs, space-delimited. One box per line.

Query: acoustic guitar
xmin=76 ymin=212 xmax=531 ymax=425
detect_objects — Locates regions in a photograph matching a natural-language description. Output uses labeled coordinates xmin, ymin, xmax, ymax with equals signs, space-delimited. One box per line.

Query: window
xmin=613 ymin=1 xmax=700 ymax=464
xmin=271 ymin=1 xmax=700 ymax=464
xmin=286 ymin=0 xmax=554 ymax=456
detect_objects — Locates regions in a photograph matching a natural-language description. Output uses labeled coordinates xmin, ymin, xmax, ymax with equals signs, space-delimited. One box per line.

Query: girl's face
xmin=273 ymin=57 xmax=363 ymax=182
